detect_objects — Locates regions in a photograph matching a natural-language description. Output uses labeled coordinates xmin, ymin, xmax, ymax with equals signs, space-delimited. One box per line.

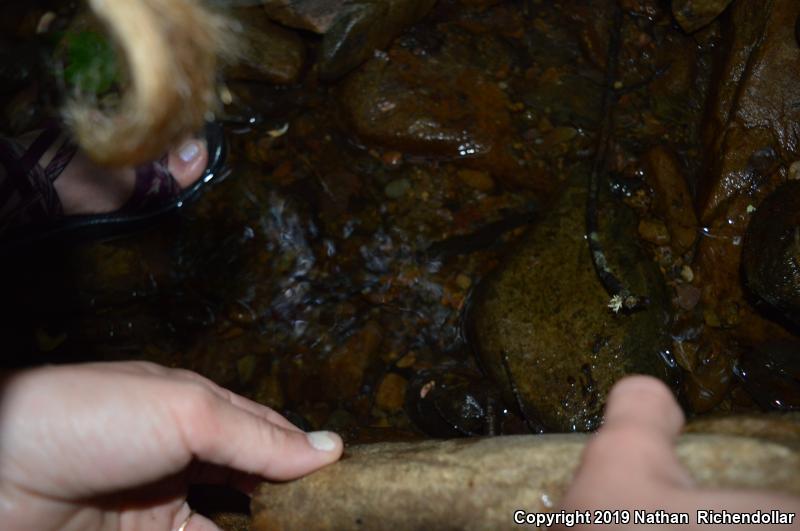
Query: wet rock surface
xmin=734 ymin=340 xmax=800 ymax=411
xmin=261 ymin=0 xmax=340 ymax=33
xmin=698 ymin=0 xmax=800 ymax=223
xmin=672 ymin=0 xmax=735 ymax=33
xmin=743 ymin=181 xmax=800 ymax=328
xmin=259 ymin=0 xmax=436 ymax=80
xmin=642 ymin=146 xmax=698 ymax=256
xmin=338 ymin=39 xmax=524 ymax=187
xmin=319 ymin=0 xmax=437 ymax=80
xmin=676 ymin=0 xmax=800 ymax=413
xmin=469 ymin=178 xmax=674 ymax=432
xmin=404 ymin=364 xmax=512 ymax=437
xmin=253 ymin=430 xmax=800 ymax=531
xmin=228 ymin=8 xmax=306 ymax=85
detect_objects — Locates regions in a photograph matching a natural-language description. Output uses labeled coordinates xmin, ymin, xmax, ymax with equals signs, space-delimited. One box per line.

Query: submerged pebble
xmin=384 ymin=178 xmax=411 ymax=199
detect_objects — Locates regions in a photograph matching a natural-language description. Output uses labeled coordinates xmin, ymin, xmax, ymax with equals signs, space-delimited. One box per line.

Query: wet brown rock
xmin=682 ymin=343 xmax=733 ymax=414
xmin=676 ymin=283 xmax=702 ymax=310
xmin=469 ymin=178 xmax=673 ymax=432
xmin=261 ymin=0 xmax=435 ymax=79
xmin=540 ymin=126 xmax=579 ymax=153
xmin=649 ymin=35 xmax=700 ymax=127
xmin=742 ymin=181 xmax=800 ymax=326
xmin=642 ymin=146 xmax=698 ymax=255
xmin=253 ymin=433 xmax=800 ymax=530
xmin=619 ymin=0 xmax=661 ymax=18
xmin=573 ymin=0 xmax=614 ymax=70
xmin=324 ymin=321 xmax=383 ymax=400
xmin=339 ymin=49 xmax=507 ymax=157
xmin=735 ymin=340 xmax=800 ymax=411
xmin=694 ymin=0 xmax=800 ymax=340
xmin=638 ymin=218 xmax=671 ymax=246
xmin=319 ymin=0 xmax=437 ymax=80
xmin=518 ymin=69 xmax=603 ymax=132
xmin=457 ymin=169 xmax=495 ymax=192
xmin=404 ymin=366 xmax=508 ymax=437
xmin=672 ymin=0 xmax=735 ymax=33
xmin=228 ymin=9 xmax=306 ymax=85
xmin=262 ymin=0 xmax=340 ymax=33
xmin=340 ymin=48 xmax=528 ymax=188
xmin=375 ymin=373 xmax=407 ymax=412
xmin=700 ymin=0 xmax=800 ymax=223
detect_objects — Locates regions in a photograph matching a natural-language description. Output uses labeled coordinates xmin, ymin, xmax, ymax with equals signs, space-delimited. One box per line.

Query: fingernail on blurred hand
xmin=307 ymin=431 xmax=340 ymax=452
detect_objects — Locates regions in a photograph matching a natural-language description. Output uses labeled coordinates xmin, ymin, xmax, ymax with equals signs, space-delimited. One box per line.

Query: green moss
xmin=61 ymin=30 xmax=120 ymax=96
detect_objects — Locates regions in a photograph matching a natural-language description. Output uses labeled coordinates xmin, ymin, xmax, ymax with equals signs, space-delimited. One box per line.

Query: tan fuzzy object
xmin=66 ymin=0 xmax=237 ymax=167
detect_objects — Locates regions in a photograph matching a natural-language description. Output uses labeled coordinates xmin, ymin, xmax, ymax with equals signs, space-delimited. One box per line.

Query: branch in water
xmin=585 ymin=5 xmax=648 ymax=314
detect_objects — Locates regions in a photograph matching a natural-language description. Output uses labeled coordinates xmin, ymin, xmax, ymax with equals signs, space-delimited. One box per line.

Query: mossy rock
xmin=468 ymin=175 xmax=675 ymax=432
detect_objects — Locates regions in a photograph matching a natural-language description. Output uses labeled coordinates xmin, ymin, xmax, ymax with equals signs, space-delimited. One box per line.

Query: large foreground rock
xmin=319 ymin=0 xmax=436 ymax=80
xmin=468 ymin=179 xmax=673 ymax=431
xmin=252 ymin=428 xmax=800 ymax=531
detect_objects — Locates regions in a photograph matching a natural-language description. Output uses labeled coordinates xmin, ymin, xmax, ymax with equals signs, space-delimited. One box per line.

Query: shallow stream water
xmin=2 ymin=0 xmax=797 ymax=448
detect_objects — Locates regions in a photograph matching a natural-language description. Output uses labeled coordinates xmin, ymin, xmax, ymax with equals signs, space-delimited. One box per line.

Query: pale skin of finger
xmin=555 ymin=376 xmax=800 ymax=531
xmin=118 ymin=361 xmax=303 ymax=432
xmin=175 ymin=387 xmax=342 ymax=480
xmin=0 ymin=362 xmax=343 ymax=531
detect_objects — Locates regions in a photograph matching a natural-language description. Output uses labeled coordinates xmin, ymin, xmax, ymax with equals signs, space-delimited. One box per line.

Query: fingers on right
xmin=577 ymin=376 xmax=693 ymax=489
xmin=603 ymin=375 xmax=685 ymax=439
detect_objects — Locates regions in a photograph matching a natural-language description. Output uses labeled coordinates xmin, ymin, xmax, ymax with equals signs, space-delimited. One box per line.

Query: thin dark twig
xmin=501 ymin=351 xmax=542 ymax=434
xmin=586 ymin=5 xmax=648 ymax=313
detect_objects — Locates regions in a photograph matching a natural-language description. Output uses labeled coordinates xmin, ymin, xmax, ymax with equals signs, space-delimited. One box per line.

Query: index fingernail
xmin=307 ymin=431 xmax=338 ymax=452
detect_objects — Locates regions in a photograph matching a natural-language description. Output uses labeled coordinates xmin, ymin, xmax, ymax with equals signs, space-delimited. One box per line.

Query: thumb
xmin=565 ymin=376 xmax=693 ymax=503
xmin=597 ymin=375 xmax=692 ymax=487
xmin=603 ymin=375 xmax=685 ymax=440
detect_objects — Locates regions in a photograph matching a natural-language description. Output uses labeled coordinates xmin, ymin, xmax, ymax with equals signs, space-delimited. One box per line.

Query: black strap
xmin=0 ymin=128 xmax=62 ymax=213
xmin=17 ymin=128 xmax=61 ymax=179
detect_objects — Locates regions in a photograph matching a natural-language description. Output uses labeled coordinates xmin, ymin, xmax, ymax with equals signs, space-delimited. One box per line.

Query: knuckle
xmin=174 ymin=384 xmax=227 ymax=455
xmin=180 ymin=384 xmax=221 ymax=428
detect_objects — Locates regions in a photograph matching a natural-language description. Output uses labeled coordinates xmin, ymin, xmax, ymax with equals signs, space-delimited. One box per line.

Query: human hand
xmin=0 ymin=361 xmax=343 ymax=531
xmin=556 ymin=376 xmax=800 ymax=530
